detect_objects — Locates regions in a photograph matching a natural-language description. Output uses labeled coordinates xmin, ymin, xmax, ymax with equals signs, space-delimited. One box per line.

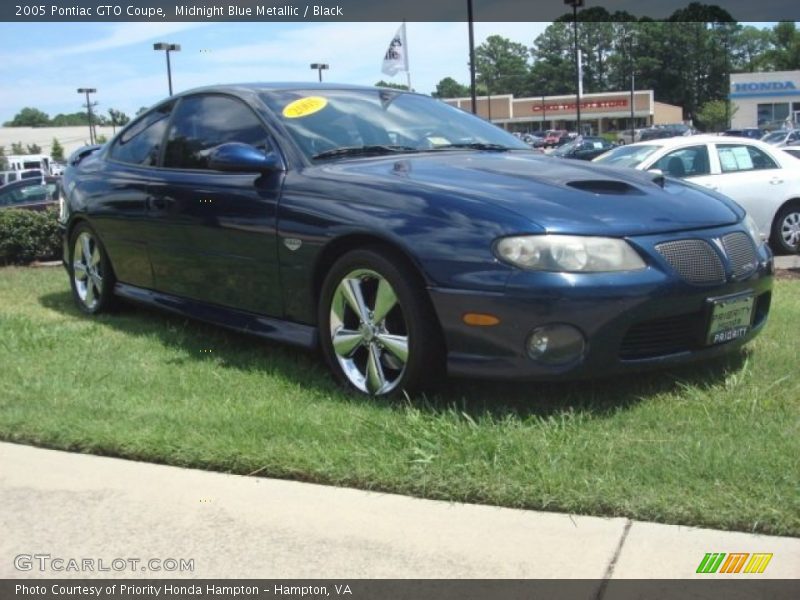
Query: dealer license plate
xmin=706 ymin=294 xmax=754 ymax=346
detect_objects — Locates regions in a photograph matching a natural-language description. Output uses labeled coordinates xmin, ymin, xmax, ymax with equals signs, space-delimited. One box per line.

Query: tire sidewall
xmin=772 ymin=205 xmax=800 ymax=255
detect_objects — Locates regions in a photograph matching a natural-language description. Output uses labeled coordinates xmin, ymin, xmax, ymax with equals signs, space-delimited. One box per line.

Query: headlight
xmin=494 ymin=235 xmax=646 ymax=272
xmin=743 ymin=214 xmax=764 ymax=245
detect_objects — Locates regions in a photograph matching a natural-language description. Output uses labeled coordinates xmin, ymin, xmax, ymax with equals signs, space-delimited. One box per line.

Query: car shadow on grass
xmin=39 ymin=290 xmax=749 ymax=420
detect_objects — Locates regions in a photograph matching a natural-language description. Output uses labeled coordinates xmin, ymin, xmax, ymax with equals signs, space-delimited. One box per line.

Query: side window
xmin=163 ymin=95 xmax=271 ymax=170
xmin=716 ymin=144 xmax=778 ymax=173
xmin=654 ymin=145 xmax=710 ymax=178
xmin=110 ymin=102 xmax=173 ymax=166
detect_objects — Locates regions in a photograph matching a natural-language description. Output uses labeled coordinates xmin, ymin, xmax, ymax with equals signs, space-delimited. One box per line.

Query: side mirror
xmin=647 ymin=168 xmax=664 ymax=176
xmin=208 ymin=142 xmax=282 ymax=173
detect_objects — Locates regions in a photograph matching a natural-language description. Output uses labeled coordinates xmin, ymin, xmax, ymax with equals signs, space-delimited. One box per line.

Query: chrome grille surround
xmin=655 ymin=239 xmax=725 ymax=285
xmin=722 ymin=232 xmax=758 ymax=279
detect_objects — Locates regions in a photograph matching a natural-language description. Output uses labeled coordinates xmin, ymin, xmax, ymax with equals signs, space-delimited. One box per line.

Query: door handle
xmin=769 ymin=178 xmax=783 ymax=185
xmin=704 ymin=184 xmax=718 ymax=191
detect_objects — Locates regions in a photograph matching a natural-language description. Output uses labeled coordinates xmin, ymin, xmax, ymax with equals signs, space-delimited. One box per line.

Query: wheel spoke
xmin=73 ymin=262 xmax=88 ymax=280
xmin=340 ymin=278 xmax=370 ymax=323
xmin=372 ymin=278 xmax=397 ymax=324
xmin=365 ymin=344 xmax=386 ymax=394
xmin=376 ymin=333 xmax=408 ymax=364
xmin=90 ymin=271 xmax=103 ymax=290
xmin=84 ymin=280 xmax=95 ymax=305
xmin=332 ymin=328 xmax=365 ymax=358
xmin=91 ymin=247 xmax=101 ymax=266
xmin=81 ymin=234 xmax=92 ymax=265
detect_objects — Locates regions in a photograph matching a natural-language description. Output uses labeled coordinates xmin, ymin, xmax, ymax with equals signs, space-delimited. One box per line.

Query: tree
xmin=762 ymin=22 xmax=800 ymax=70
xmin=696 ymin=99 xmax=737 ymax=132
xmin=10 ymin=142 xmax=25 ymax=154
xmin=51 ymin=138 xmax=64 ymax=161
xmin=730 ymin=25 xmax=771 ymax=72
xmin=107 ymin=108 xmax=130 ymax=134
xmin=432 ymin=77 xmax=470 ymax=98
xmin=50 ymin=112 xmax=90 ymax=126
xmin=26 ymin=144 xmax=42 ymax=154
xmin=374 ymin=80 xmax=409 ymax=90
xmin=474 ymin=35 xmax=531 ymax=97
xmin=530 ymin=22 xmax=577 ymax=96
xmin=95 ymin=134 xmax=108 ymax=144
xmin=4 ymin=107 xmax=50 ymax=127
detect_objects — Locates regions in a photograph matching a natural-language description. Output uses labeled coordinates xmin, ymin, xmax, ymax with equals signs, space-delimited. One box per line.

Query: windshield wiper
xmin=426 ymin=142 xmax=513 ymax=152
xmin=312 ymin=145 xmax=418 ymax=160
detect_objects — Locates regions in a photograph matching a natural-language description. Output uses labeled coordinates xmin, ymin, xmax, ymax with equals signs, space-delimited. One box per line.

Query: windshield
xmin=592 ymin=144 xmax=661 ymax=168
xmin=260 ymin=89 xmax=529 ymax=160
xmin=761 ymin=131 xmax=786 ymax=143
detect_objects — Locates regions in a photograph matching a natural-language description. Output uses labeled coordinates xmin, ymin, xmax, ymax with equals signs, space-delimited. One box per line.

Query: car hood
xmin=317 ymin=152 xmax=742 ymax=236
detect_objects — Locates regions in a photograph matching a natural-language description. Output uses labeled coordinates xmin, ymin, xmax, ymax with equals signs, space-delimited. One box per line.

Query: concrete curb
xmin=1 ymin=442 xmax=798 ymax=579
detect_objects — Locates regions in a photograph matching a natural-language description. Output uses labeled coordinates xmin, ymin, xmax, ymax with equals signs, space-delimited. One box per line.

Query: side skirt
xmin=114 ymin=283 xmax=318 ymax=349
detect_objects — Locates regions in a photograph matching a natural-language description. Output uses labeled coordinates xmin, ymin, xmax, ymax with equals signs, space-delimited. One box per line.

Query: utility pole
xmin=467 ymin=0 xmax=477 ymax=114
xmin=564 ymin=0 xmax=584 ymax=134
xmin=77 ymin=88 xmax=97 ymax=145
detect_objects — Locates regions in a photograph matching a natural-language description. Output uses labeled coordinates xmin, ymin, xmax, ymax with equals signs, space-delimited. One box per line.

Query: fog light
xmin=526 ymin=324 xmax=586 ymax=365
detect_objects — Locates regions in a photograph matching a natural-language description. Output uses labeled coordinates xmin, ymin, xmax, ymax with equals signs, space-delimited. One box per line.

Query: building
xmin=729 ymin=70 xmax=800 ymax=130
xmin=443 ymin=90 xmax=682 ymax=134
xmin=0 ymin=126 xmax=117 ymax=159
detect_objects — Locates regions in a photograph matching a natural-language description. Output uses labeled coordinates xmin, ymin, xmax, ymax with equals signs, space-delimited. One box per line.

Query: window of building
xmin=756 ymin=102 xmax=790 ymax=126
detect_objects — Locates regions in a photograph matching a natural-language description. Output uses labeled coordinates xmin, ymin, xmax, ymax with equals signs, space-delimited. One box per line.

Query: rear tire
xmin=770 ymin=203 xmax=800 ymax=255
xmin=318 ymin=247 xmax=444 ymax=396
xmin=68 ymin=222 xmax=117 ymax=314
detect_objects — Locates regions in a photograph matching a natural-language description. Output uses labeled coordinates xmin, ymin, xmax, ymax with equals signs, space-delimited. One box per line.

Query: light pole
xmin=153 ymin=42 xmax=181 ymax=96
xmin=542 ymin=95 xmax=547 ymax=131
xmin=564 ymin=0 xmax=584 ymax=134
xmin=467 ymin=0 xmax=477 ymax=114
xmin=310 ymin=63 xmax=329 ymax=82
xmin=77 ymin=88 xmax=97 ymax=145
xmin=628 ymin=29 xmax=636 ymax=142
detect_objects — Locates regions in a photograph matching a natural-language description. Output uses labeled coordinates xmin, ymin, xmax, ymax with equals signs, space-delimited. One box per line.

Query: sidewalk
xmin=775 ymin=255 xmax=800 ymax=270
xmin=1 ymin=442 xmax=798 ymax=579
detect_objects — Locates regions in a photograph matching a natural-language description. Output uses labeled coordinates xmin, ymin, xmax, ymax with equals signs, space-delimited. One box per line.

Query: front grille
xmin=619 ymin=312 xmax=704 ymax=360
xmin=722 ymin=232 xmax=758 ymax=279
xmin=655 ymin=239 xmax=725 ymax=285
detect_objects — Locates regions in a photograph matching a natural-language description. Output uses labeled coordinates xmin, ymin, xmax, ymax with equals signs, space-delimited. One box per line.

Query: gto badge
xmin=283 ymin=238 xmax=302 ymax=251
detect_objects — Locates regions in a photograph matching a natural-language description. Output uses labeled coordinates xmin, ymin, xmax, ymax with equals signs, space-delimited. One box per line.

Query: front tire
xmin=68 ymin=222 xmax=117 ymax=314
xmin=318 ymin=248 xmax=443 ymax=396
xmin=771 ymin=203 xmax=800 ymax=255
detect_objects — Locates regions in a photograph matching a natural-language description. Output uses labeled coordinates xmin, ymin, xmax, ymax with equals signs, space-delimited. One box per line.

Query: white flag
xmin=381 ymin=23 xmax=408 ymax=76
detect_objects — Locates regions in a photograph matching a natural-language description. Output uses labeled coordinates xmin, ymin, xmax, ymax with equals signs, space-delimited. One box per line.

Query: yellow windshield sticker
xmin=282 ymin=96 xmax=328 ymax=118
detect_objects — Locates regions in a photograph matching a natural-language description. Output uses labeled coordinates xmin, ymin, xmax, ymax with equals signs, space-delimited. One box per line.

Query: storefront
xmin=443 ymin=90 xmax=682 ymax=134
xmin=729 ymin=70 xmax=800 ymax=130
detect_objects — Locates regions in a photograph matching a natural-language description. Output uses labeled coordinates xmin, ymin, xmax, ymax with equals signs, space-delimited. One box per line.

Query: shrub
xmin=0 ymin=207 xmax=62 ymax=264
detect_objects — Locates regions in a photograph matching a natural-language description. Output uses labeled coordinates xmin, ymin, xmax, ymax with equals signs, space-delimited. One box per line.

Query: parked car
xmin=551 ymin=136 xmax=615 ymax=161
xmin=522 ymin=131 xmax=547 ymax=148
xmin=543 ymin=129 xmax=570 ymax=147
xmin=0 ymin=177 xmax=57 ymax=210
xmin=614 ymin=128 xmax=644 ymax=145
xmin=760 ymin=129 xmax=800 ymax=147
xmin=60 ymin=84 xmax=773 ymax=396
xmin=781 ymin=147 xmax=800 ymax=160
xmin=594 ymin=134 xmax=800 ymax=254
xmin=722 ymin=128 xmax=764 ymax=140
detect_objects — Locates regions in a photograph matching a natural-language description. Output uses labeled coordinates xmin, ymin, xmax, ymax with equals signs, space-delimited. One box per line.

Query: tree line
xmin=3 ymin=107 xmax=132 ymax=131
xmin=431 ymin=7 xmax=800 ymax=129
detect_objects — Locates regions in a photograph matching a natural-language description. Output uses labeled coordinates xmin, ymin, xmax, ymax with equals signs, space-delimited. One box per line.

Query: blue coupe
xmin=60 ymin=84 xmax=773 ymax=396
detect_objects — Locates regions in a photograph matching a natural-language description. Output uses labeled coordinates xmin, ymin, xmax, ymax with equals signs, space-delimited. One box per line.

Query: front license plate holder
xmin=705 ymin=293 xmax=755 ymax=346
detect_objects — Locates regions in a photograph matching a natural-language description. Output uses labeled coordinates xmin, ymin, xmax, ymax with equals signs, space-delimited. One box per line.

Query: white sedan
xmin=594 ymin=134 xmax=800 ymax=254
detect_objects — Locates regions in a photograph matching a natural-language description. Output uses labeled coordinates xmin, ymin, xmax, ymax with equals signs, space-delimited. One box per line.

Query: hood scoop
xmin=566 ymin=180 xmax=644 ymax=195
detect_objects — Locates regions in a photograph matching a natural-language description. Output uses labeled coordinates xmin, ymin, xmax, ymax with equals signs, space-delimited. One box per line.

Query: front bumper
xmin=429 ymin=229 xmax=774 ymax=381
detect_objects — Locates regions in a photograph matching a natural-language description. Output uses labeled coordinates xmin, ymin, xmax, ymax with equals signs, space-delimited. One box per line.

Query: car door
xmin=99 ymin=101 xmax=175 ymax=289
xmin=710 ymin=142 xmax=786 ymax=234
xmin=146 ymin=93 xmax=284 ymax=316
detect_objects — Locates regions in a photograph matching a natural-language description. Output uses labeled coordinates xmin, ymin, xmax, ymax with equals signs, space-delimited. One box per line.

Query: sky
xmin=0 ymin=21 xmax=553 ymax=123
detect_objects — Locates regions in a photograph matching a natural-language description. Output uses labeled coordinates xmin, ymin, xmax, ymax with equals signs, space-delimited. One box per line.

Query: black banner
xmin=2 ymin=0 xmax=799 ymax=22
xmin=3 ymin=580 xmax=800 ymax=600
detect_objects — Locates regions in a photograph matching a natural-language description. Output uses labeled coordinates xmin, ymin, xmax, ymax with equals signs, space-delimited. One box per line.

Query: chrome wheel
xmin=72 ymin=231 xmax=104 ymax=310
xmin=780 ymin=211 xmax=800 ymax=251
xmin=329 ymin=269 xmax=409 ymax=395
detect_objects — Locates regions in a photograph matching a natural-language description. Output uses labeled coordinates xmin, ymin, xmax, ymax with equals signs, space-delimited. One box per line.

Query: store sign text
xmin=531 ymin=99 xmax=628 ymax=113
xmin=732 ymin=81 xmax=797 ymax=93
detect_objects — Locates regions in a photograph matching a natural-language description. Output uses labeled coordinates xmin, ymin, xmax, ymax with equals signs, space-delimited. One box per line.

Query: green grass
xmin=0 ymin=266 xmax=798 ymax=536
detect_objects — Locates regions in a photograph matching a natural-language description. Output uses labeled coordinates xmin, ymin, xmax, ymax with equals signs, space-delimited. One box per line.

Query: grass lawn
xmin=0 ymin=266 xmax=798 ymax=536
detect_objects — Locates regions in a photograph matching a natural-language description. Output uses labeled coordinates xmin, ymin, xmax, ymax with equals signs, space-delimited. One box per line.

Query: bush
xmin=0 ymin=207 xmax=62 ymax=264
